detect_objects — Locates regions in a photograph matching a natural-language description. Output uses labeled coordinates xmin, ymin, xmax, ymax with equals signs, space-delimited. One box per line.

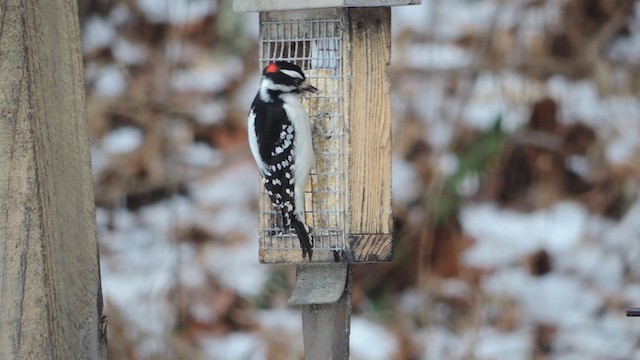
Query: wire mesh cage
xmin=258 ymin=10 xmax=347 ymax=262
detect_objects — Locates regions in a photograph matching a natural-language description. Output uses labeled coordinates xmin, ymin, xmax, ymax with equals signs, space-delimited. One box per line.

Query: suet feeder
xmin=234 ymin=1 xmax=420 ymax=357
xmin=236 ymin=0 xmax=421 ymax=264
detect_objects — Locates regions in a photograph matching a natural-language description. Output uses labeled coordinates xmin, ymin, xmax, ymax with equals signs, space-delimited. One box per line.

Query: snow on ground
xmin=112 ymin=37 xmax=147 ymax=65
xmin=88 ymin=0 xmax=640 ymax=358
xmin=350 ymin=317 xmax=399 ymax=360
xmin=460 ymin=197 xmax=640 ymax=358
xmin=93 ymin=65 xmax=127 ymax=98
xmin=98 ymin=205 xmax=179 ymax=357
xmin=136 ymin=0 xmax=216 ymax=25
xmin=100 ymin=126 xmax=144 ymax=154
xmin=392 ymin=155 xmax=420 ymax=204
xmin=203 ymin=241 xmax=268 ymax=298
xmin=461 ymin=201 xmax=587 ymax=267
xmin=608 ymin=2 xmax=640 ymax=65
xmin=198 ymin=332 xmax=265 ymax=360
xmin=170 ymin=57 xmax=244 ymax=93
xmin=83 ymin=15 xmax=117 ymax=54
xmin=472 ymin=327 xmax=533 ymax=360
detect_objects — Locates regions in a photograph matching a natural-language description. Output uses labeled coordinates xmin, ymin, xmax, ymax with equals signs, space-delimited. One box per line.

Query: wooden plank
xmin=259 ymin=248 xmax=339 ymax=263
xmin=234 ymin=0 xmax=421 ymax=12
xmin=349 ymin=234 xmax=393 ymax=262
xmin=345 ymin=7 xmax=393 ymax=236
xmin=259 ymin=237 xmax=392 ymax=263
xmin=0 ymin=0 xmax=106 ymax=358
xmin=301 ymin=265 xmax=352 ymax=360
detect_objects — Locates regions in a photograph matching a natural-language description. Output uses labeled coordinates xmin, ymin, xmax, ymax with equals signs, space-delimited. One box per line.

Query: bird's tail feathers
xmin=291 ymin=218 xmax=313 ymax=260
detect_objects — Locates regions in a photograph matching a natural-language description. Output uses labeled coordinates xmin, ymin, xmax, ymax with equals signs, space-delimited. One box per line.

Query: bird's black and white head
xmin=258 ymin=61 xmax=317 ymax=102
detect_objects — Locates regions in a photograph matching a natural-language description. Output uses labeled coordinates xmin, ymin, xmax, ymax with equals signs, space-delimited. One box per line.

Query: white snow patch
xmin=547 ymin=78 xmax=604 ymax=125
xmin=190 ymin=302 xmax=217 ymax=324
xmin=392 ymin=155 xmax=419 ymax=204
xmin=461 ymin=202 xmax=588 ymax=267
xmin=623 ymin=283 xmax=640 ymax=306
xmin=547 ymin=78 xmax=640 ymax=164
xmin=426 ymin=118 xmax=455 ymax=149
xmin=441 ymin=278 xmax=471 ymax=298
xmin=437 ymin=152 xmax=459 ymax=177
xmin=189 ymin=162 xmax=259 ymax=238
xmin=177 ymin=243 xmax=207 ymax=288
xmin=564 ymin=155 xmax=591 ymax=178
xmin=350 ymin=317 xmax=399 ymax=360
xmin=398 ymin=290 xmax=424 ymax=315
xmin=601 ymin=96 xmax=640 ymax=164
xmin=190 ymin=163 xmax=259 ymax=207
xmin=108 ymin=4 xmax=132 ymax=26
xmin=136 ymin=0 xmax=216 ymax=25
xmin=95 ymin=207 xmax=110 ymax=231
xmin=83 ymin=15 xmax=116 ymax=54
xmin=101 ymin=126 xmax=143 ymax=154
xmin=257 ymin=308 xmax=302 ymax=334
xmin=100 ymin=225 xmax=177 ymax=356
xmin=239 ymin=12 xmax=259 ymax=40
xmin=555 ymin=312 xmax=640 ymax=359
xmin=234 ymin=73 xmax=261 ymax=111
xmin=199 ymin=333 xmax=265 ymax=360
xmin=393 ymin=0 xmax=498 ymax=40
xmin=90 ymin=146 xmax=108 ymax=176
xmin=417 ymin=327 xmax=465 ymax=360
xmin=555 ymin=244 xmax=623 ymax=293
xmin=456 ymin=172 xmax=480 ymax=197
xmin=609 ymin=33 xmax=640 ymax=65
xmin=602 ymin=198 xmax=640 ymax=276
xmin=462 ymin=72 xmax=536 ymax=132
xmin=404 ymin=43 xmax=473 ymax=70
xmin=112 ymin=37 xmax=147 ymax=65
xmin=138 ymin=196 xmax=194 ymax=233
xmin=181 ymin=143 xmax=224 ymax=168
xmin=608 ymin=3 xmax=640 ymax=65
xmin=171 ymin=58 xmax=243 ymax=93
xmin=473 ymin=327 xmax=532 ymax=360
xmin=402 ymin=79 xmax=457 ymax=150
xmin=94 ymin=65 xmax=127 ymax=97
xmin=195 ymin=205 xmax=258 ymax=239
xmin=164 ymin=40 xmax=204 ymax=64
xmin=203 ymin=242 xmax=268 ymax=297
xmin=483 ymin=270 xmax=602 ymax=326
xmin=108 ymin=207 xmax=137 ymax=232
xmin=391 ymin=2 xmax=429 ymax=34
xmin=194 ymin=101 xmax=226 ymax=125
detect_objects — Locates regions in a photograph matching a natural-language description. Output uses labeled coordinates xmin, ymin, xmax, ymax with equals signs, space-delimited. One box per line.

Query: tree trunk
xmin=0 ymin=0 xmax=106 ymax=359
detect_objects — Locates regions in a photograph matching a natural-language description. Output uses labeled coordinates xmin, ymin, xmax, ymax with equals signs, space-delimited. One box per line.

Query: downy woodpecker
xmin=248 ymin=61 xmax=317 ymax=259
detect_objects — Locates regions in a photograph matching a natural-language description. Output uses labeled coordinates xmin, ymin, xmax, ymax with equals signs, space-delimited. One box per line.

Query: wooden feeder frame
xmin=234 ymin=1 xmax=420 ymax=358
xmin=240 ymin=2 xmax=417 ymax=264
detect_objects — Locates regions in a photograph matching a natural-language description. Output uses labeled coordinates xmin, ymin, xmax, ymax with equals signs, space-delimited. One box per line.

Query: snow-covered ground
xmin=86 ymin=0 xmax=640 ymax=358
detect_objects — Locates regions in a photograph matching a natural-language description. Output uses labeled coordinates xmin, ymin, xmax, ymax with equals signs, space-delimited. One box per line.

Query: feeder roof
xmin=233 ymin=0 xmax=421 ymax=12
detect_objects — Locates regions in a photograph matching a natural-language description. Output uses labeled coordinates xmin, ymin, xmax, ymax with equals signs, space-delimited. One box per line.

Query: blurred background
xmin=79 ymin=0 xmax=640 ymax=359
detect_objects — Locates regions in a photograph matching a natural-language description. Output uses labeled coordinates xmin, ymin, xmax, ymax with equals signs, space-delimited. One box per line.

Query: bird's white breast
xmin=281 ymin=93 xmax=315 ymax=219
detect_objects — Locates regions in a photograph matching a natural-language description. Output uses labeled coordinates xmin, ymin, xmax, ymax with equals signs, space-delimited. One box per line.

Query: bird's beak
xmin=300 ymin=79 xmax=318 ymax=93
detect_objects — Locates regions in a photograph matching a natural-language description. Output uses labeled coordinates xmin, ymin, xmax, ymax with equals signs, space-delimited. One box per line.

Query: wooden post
xmin=345 ymin=7 xmax=393 ymax=262
xmin=0 ymin=0 xmax=107 ymax=359
xmin=298 ymin=264 xmax=352 ymax=360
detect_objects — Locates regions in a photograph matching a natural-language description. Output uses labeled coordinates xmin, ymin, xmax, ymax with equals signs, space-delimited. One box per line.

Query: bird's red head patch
xmin=265 ymin=63 xmax=279 ymax=73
